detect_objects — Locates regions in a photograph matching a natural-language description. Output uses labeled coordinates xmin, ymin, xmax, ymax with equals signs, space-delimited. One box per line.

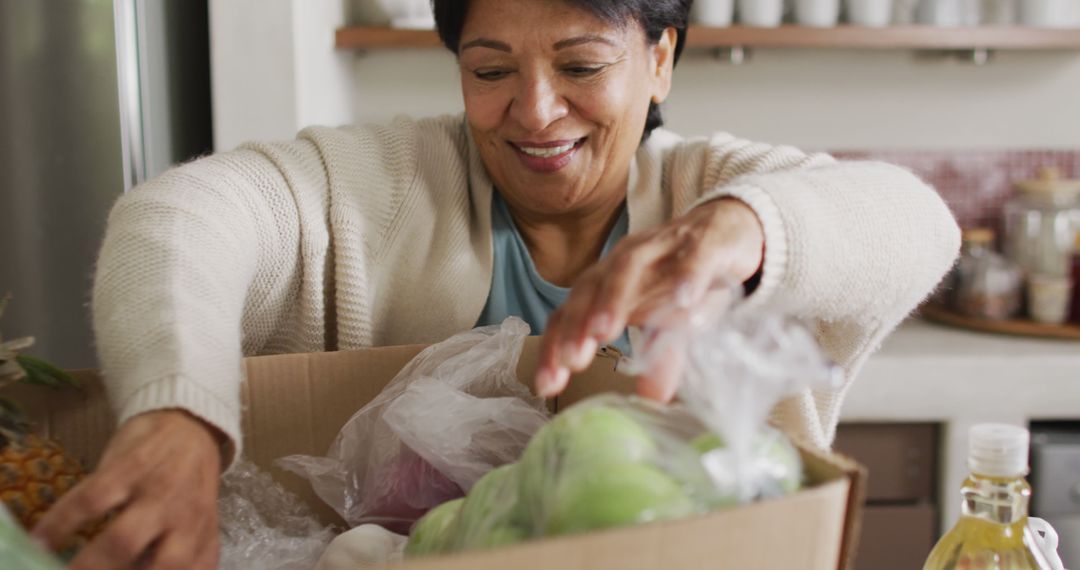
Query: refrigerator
xmin=0 ymin=0 xmax=213 ymax=368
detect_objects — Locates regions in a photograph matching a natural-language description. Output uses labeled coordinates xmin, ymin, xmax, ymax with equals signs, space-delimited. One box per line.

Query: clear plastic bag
xmin=405 ymin=286 xmax=842 ymax=557
xmin=625 ymin=284 xmax=843 ymax=503
xmin=217 ymin=458 xmax=336 ymax=570
xmin=0 ymin=503 xmax=65 ymax=570
xmin=277 ymin=317 xmax=550 ymax=534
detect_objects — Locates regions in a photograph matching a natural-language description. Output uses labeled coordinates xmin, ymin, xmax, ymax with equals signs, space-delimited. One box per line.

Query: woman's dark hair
xmin=432 ymin=0 xmax=692 ymax=141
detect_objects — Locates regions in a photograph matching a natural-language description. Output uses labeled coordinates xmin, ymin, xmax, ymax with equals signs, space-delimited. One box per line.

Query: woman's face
xmin=458 ymin=0 xmax=676 ymax=218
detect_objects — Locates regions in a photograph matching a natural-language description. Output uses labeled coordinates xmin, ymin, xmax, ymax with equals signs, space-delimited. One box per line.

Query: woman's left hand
xmin=535 ymin=197 xmax=765 ymax=402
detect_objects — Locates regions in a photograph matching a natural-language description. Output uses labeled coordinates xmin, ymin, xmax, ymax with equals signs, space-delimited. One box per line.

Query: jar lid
xmin=1015 ymin=167 xmax=1080 ymax=197
xmin=962 ymin=227 xmax=995 ymax=244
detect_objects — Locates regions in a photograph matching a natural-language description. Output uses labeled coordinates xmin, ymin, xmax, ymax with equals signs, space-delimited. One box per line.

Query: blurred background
xmin=0 ymin=0 xmax=1078 ymax=568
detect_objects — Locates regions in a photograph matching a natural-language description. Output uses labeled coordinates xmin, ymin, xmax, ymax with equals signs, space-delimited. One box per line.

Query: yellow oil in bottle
xmin=923 ymin=475 xmax=1049 ymax=569
xmin=924 ymin=425 xmax=1053 ymax=570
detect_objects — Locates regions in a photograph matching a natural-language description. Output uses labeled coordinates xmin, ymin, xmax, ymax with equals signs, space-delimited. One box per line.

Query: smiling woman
xmin=28 ymin=0 xmax=962 ymax=567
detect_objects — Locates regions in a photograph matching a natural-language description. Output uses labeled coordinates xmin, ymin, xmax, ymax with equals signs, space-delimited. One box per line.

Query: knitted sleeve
xmin=91 ymin=146 xmax=318 ymax=465
xmin=663 ymin=133 xmax=961 ymax=448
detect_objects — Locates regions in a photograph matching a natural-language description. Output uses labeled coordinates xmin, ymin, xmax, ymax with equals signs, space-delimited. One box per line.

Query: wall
xmin=209 ymin=0 xmax=354 ymax=151
xmin=350 ymin=48 xmax=1080 ymax=151
xmin=208 ymin=1 xmax=1080 ymax=151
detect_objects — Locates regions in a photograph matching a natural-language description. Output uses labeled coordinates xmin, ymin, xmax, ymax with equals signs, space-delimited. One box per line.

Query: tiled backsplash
xmin=833 ymin=150 xmax=1080 ymax=230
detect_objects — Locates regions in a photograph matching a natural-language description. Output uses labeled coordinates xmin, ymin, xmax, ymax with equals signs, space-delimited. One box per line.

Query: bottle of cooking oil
xmin=924 ymin=424 xmax=1059 ymax=570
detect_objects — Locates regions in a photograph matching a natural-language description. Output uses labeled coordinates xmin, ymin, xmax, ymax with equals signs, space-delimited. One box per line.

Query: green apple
xmin=690 ymin=429 xmax=803 ymax=502
xmin=454 ymin=464 xmax=527 ymax=549
xmin=518 ymin=404 xmax=658 ymax=522
xmin=405 ymin=497 xmax=464 ymax=557
xmin=471 ymin=524 xmax=527 ymax=549
xmin=691 ymin=432 xmax=725 ymax=455
xmin=0 ymin=504 xmax=65 ymax=570
xmin=757 ymin=431 xmax=802 ymax=496
xmin=545 ymin=462 xmax=695 ymax=536
xmin=560 ymin=405 xmax=657 ymax=467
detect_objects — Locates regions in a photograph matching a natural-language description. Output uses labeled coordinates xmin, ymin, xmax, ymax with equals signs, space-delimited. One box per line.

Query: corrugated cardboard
xmin=7 ymin=338 xmax=866 ymax=569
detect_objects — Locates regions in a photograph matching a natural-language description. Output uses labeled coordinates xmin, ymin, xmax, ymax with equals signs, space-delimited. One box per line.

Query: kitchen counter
xmin=842 ymin=317 xmax=1080 ymax=529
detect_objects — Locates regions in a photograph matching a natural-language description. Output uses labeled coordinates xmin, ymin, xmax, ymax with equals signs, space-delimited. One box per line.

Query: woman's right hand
xmin=32 ymin=410 xmax=224 ymax=570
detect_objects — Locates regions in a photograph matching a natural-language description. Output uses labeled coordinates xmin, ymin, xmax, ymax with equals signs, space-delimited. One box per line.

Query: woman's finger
xmin=587 ymin=237 xmax=672 ymax=339
xmin=32 ymin=471 xmax=133 ymax=551
xmin=549 ymin=268 xmax=605 ymax=369
xmin=191 ymin=529 xmax=221 ymax=570
xmin=635 ymin=338 xmax=685 ymax=403
xmin=535 ymin=310 xmax=570 ymax=397
xmin=67 ymin=500 xmax=164 ymax=570
xmin=147 ymin=498 xmax=219 ymax=570
xmin=145 ymin=533 xmax=199 ymax=570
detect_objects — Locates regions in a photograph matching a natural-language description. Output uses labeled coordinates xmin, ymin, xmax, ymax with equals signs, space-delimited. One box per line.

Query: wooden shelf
xmin=336 ymin=25 xmax=1080 ymax=51
xmin=337 ymin=26 xmax=443 ymax=49
xmin=920 ymin=303 xmax=1080 ymax=341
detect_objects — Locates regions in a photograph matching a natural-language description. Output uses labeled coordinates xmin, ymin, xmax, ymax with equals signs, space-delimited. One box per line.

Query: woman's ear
xmin=650 ymin=27 xmax=678 ymax=105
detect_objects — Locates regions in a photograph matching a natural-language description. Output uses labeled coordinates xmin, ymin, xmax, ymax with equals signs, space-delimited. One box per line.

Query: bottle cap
xmin=968 ymin=423 xmax=1029 ymax=478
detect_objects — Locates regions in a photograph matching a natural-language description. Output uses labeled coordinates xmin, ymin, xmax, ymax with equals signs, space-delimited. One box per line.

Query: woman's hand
xmin=32 ymin=410 xmax=224 ymax=570
xmin=535 ymin=198 xmax=765 ymax=402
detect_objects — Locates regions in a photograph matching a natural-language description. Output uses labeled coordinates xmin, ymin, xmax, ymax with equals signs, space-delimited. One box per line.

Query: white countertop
xmin=844 ymin=318 xmax=1079 ymax=422
xmin=840 ymin=317 xmax=1080 ymax=529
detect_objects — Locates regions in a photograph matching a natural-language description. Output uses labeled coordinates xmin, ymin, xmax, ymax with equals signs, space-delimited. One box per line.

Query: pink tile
xmin=832 ymin=150 xmax=1080 ymax=230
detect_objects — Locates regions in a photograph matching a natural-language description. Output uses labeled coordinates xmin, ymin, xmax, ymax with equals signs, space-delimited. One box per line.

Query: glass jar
xmin=1071 ymin=233 xmax=1080 ymax=324
xmin=953 ymin=228 xmax=1023 ymax=320
xmin=1004 ymin=168 xmax=1080 ymax=280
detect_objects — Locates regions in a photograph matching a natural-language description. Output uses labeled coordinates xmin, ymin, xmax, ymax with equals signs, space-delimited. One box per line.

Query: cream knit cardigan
xmin=92 ymin=114 xmax=960 ymax=461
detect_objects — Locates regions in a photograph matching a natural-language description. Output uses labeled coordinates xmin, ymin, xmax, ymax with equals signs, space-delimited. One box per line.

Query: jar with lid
xmin=953 ymin=228 xmax=1023 ymax=320
xmin=1070 ymin=233 xmax=1080 ymax=324
xmin=1004 ymin=167 xmax=1080 ymax=279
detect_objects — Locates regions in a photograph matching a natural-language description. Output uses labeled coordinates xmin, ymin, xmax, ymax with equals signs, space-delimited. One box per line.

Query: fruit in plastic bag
xmin=278 ymin=318 xmax=546 ymax=533
xmin=0 ymin=503 xmax=65 ymax=570
xmin=559 ymin=406 xmax=657 ymax=466
xmin=472 ymin=524 xmax=528 ymax=549
xmin=546 ymin=462 xmax=693 ymax=535
xmin=453 ymin=464 xmax=527 ymax=550
xmin=362 ymin=450 xmax=463 ymax=534
xmin=690 ymin=427 xmax=803 ymax=505
xmin=517 ymin=405 xmax=657 ymax=518
xmin=404 ymin=498 xmax=463 ymax=557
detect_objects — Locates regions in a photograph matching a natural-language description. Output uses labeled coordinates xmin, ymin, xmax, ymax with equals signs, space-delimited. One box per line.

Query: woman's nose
xmin=510 ymin=73 xmax=569 ymax=133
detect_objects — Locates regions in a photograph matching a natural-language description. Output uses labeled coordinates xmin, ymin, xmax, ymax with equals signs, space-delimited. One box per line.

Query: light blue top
xmin=477 ymin=192 xmax=632 ymax=354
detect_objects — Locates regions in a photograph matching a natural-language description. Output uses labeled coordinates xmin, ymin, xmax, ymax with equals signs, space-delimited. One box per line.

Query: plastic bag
xmin=405 ymin=285 xmax=841 ymax=556
xmin=217 ymin=458 xmax=335 ymax=570
xmin=277 ymin=317 xmax=550 ymax=534
xmin=625 ymin=283 xmax=843 ymax=503
xmin=313 ymin=524 xmax=407 ymax=570
xmin=0 ymin=503 xmax=65 ymax=570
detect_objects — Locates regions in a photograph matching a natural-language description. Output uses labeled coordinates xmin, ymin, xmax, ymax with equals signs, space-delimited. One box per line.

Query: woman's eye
xmin=565 ymin=66 xmax=603 ymax=77
xmin=474 ymin=69 xmax=510 ymax=81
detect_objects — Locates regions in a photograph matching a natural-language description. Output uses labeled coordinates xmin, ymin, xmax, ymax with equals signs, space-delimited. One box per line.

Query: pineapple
xmin=0 ymin=293 xmax=89 ymax=537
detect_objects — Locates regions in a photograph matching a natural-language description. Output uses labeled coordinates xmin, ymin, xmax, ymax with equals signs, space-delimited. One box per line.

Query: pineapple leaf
xmin=15 ymin=355 xmax=79 ymax=390
xmin=0 ymin=397 xmax=30 ymax=432
xmin=0 ymin=335 xmax=35 ymax=353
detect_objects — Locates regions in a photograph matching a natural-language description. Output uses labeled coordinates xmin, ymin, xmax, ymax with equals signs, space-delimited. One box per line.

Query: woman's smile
xmin=509 ymin=137 xmax=587 ymax=173
xmin=459 ymin=0 xmax=675 ymax=216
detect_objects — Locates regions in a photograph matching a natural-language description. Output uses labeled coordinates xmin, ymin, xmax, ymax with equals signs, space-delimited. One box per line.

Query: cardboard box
xmin=8 ymin=339 xmax=866 ymax=569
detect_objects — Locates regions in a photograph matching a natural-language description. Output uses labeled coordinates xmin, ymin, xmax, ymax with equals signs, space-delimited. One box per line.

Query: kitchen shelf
xmin=920 ymin=303 xmax=1080 ymax=341
xmin=335 ymin=25 xmax=1080 ymax=51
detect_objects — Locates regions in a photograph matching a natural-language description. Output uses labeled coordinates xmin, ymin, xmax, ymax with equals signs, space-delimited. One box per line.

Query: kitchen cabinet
xmin=834 ymin=423 xmax=939 ymax=570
